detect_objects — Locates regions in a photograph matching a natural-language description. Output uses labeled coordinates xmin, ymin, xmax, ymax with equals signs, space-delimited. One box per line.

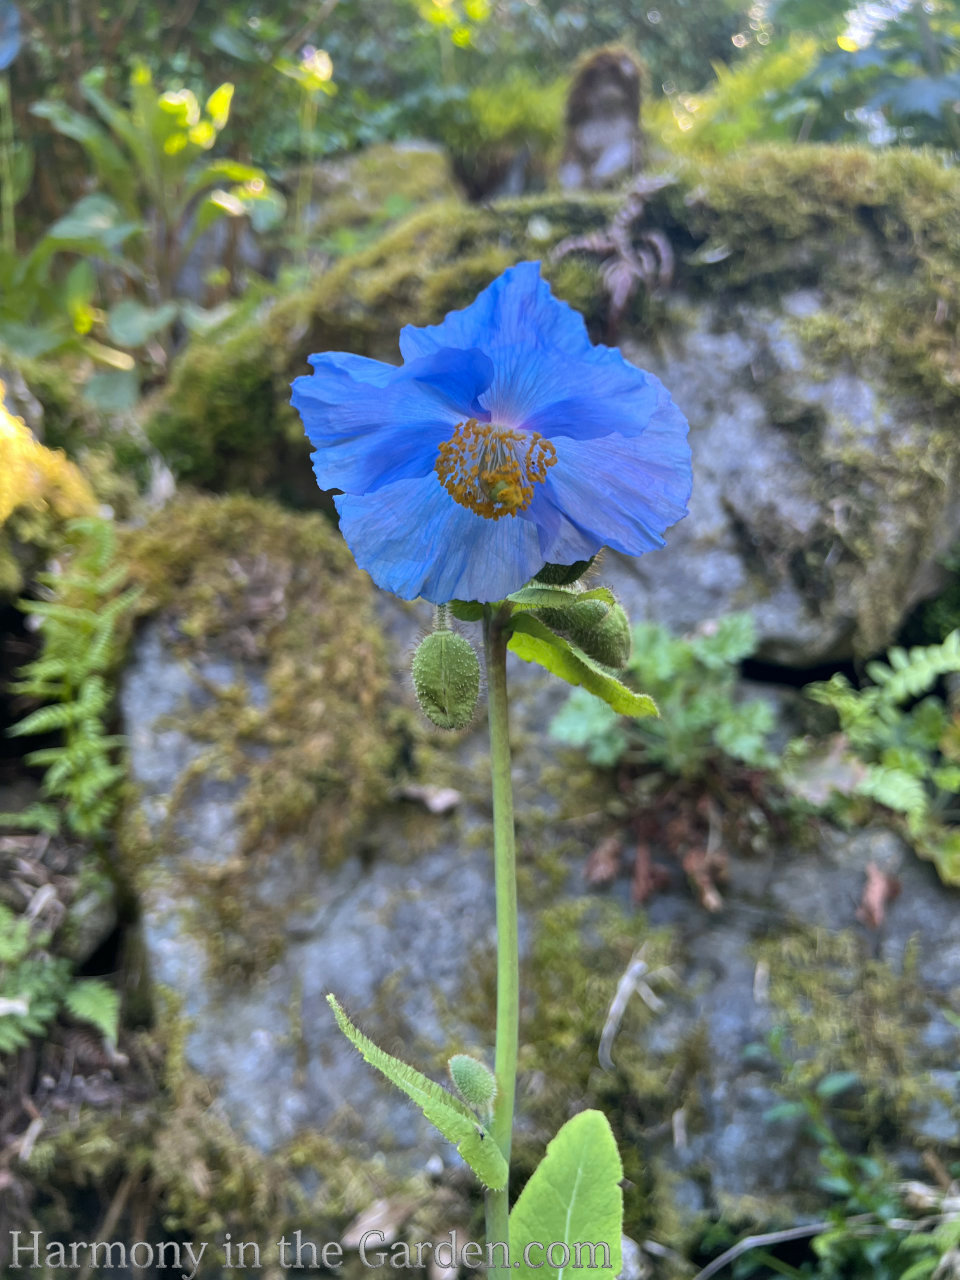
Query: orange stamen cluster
xmin=436 ymin=419 xmax=557 ymax=520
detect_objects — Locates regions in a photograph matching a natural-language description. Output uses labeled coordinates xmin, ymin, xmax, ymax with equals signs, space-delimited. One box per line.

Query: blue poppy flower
xmin=291 ymin=261 xmax=691 ymax=603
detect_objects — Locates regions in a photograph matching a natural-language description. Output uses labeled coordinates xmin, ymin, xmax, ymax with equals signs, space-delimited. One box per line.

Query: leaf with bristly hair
xmin=326 ymin=996 xmax=507 ymax=1190
xmin=507 ymin=613 xmax=657 ymax=718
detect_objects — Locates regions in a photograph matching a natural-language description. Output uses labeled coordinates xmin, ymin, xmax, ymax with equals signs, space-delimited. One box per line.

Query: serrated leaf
xmin=0 ymin=803 xmax=60 ymax=834
xmin=327 ymin=996 xmax=507 ymax=1189
xmin=509 ymin=1110 xmax=622 ymax=1280
xmin=508 ymin=614 xmax=657 ymax=718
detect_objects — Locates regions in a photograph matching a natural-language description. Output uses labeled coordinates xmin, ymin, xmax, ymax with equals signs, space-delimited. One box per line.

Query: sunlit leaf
xmin=205 ymin=83 xmax=234 ymax=129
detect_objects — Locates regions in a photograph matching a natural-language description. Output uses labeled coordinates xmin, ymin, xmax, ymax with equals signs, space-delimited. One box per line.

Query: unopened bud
xmin=412 ymin=629 xmax=480 ymax=730
xmin=534 ymin=558 xmax=594 ymax=586
xmin=587 ymin=602 xmax=631 ymax=669
xmin=449 ymin=1054 xmax=497 ymax=1111
xmin=540 ymin=598 xmax=632 ymax=670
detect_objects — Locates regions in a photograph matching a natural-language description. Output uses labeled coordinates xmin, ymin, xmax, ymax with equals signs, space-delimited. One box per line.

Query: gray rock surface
xmin=603 ymin=292 xmax=953 ymax=665
xmin=122 ymin=621 xmax=504 ymax=1165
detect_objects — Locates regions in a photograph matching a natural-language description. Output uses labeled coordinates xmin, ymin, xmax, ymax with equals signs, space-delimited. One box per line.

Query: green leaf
xmin=64 ymin=979 xmax=119 ymax=1047
xmin=82 ymin=369 xmax=139 ymax=412
xmin=183 ymin=157 xmax=266 ymax=204
xmin=509 ymin=1110 xmax=622 ymax=1280
xmin=106 ymin=299 xmax=178 ymax=348
xmin=449 ymin=600 xmax=484 ymax=622
xmin=326 ymin=996 xmax=507 ymax=1189
xmin=46 ymin=194 xmax=141 ymax=252
xmin=505 ymin=586 xmax=615 ymax=610
xmin=763 ymin=1100 xmax=807 ymax=1124
xmin=31 ymin=100 xmax=135 ymax=209
xmin=815 ymin=1070 xmax=860 ymax=1098
xmin=508 ymin=614 xmax=657 ymax=718
xmin=548 ymin=688 xmax=627 ymax=767
xmin=211 ymin=24 xmax=260 ymax=62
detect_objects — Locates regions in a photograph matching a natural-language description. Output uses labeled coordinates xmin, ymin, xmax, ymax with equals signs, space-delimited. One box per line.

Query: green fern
xmin=895 ymin=1206 xmax=960 ymax=1280
xmin=0 ymin=904 xmax=120 ymax=1058
xmin=63 ymin=979 xmax=120 ymax=1048
xmin=802 ymin=629 xmax=960 ymax=885
xmin=0 ymin=517 xmax=141 ymax=839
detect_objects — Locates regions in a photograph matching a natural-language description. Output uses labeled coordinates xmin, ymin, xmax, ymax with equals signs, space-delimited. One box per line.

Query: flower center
xmin=435 ymin=419 xmax=557 ymax=520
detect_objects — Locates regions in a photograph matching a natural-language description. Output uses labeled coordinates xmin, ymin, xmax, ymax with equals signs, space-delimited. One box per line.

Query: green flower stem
xmin=0 ymin=72 xmax=16 ymax=256
xmin=483 ymin=605 xmax=519 ymax=1277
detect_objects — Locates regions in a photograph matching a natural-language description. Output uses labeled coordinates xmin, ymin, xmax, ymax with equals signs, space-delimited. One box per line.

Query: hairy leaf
xmin=508 ymin=614 xmax=656 ymax=718
xmin=327 ymin=996 xmax=507 ymax=1189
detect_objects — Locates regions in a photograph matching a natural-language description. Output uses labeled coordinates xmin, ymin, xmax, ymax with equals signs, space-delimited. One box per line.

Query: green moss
xmin=118 ymin=492 xmax=400 ymax=980
xmin=756 ymin=927 xmax=944 ymax=1133
xmin=308 ymin=142 xmax=461 ymax=249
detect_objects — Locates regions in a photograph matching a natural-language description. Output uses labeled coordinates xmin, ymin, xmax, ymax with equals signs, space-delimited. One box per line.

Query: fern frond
xmin=8 ymin=702 xmax=88 ymax=736
xmin=64 ymin=979 xmax=119 ymax=1047
xmin=865 ymin=629 xmax=960 ymax=703
xmin=857 ymin=766 xmax=928 ymax=818
xmin=0 ymin=804 xmax=60 ymax=834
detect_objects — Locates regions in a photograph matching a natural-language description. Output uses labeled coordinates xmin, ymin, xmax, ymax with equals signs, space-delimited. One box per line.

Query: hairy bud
xmin=540 ymin=597 xmax=632 ymax=670
xmin=449 ymin=1053 xmax=497 ymax=1111
xmin=534 ymin=558 xmax=595 ymax=586
xmin=412 ymin=628 xmax=480 ymax=730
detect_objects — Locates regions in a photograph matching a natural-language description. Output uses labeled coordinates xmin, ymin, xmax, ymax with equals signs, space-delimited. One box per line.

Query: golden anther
xmin=435 ymin=420 xmax=557 ymax=520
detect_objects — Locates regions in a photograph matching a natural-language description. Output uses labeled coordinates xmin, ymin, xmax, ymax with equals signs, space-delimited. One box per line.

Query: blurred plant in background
xmin=550 ymin=613 xmax=775 ymax=777
xmin=275 ymin=44 xmax=336 ymax=267
xmin=650 ymin=0 xmax=960 ymax=156
xmin=0 ymin=0 xmax=22 ymax=253
xmin=20 ymin=63 xmax=283 ymax=408
xmin=785 ymin=630 xmax=960 ymax=886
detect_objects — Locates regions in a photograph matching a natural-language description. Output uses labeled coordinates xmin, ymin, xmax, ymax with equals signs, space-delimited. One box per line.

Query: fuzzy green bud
xmin=411 ymin=628 xmax=480 ymax=730
xmin=587 ymin=601 xmax=631 ymax=669
xmin=540 ymin=598 xmax=632 ymax=670
xmin=534 ymin=558 xmax=595 ymax=586
xmin=448 ymin=1053 xmax=497 ymax=1111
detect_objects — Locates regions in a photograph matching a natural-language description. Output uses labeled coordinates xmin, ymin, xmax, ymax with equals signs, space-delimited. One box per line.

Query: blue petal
xmin=291 ymin=347 xmax=493 ymax=494
xmin=531 ymin=411 xmax=692 ymax=563
xmin=336 ymin=475 xmax=544 ymax=603
xmin=480 ymin=338 xmax=665 ymax=436
xmin=399 ymin=262 xmax=591 ymax=365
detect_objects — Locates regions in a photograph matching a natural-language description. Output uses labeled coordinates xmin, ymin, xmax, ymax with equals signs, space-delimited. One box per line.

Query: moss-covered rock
xmin=145 ymin=146 xmax=960 ymax=662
